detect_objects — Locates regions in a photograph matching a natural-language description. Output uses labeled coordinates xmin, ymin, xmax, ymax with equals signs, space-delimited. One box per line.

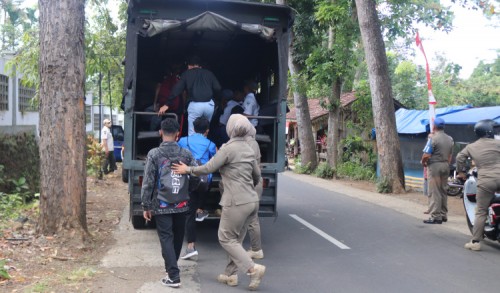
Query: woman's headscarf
xmin=226 ymin=114 xmax=254 ymax=139
xmin=226 ymin=114 xmax=260 ymax=162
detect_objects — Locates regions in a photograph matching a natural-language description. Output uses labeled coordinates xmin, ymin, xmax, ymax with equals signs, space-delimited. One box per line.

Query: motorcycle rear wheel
xmin=447 ymin=185 xmax=462 ymax=196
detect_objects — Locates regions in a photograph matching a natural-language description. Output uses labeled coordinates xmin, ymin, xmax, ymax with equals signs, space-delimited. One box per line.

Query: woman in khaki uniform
xmin=172 ymin=114 xmax=265 ymax=290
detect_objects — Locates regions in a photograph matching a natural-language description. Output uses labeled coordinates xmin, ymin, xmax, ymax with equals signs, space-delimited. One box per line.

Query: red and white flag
xmin=416 ymin=31 xmax=437 ymax=131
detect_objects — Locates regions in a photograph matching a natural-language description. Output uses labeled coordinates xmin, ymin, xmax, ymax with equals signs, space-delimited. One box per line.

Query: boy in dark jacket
xmin=141 ymin=118 xmax=199 ymax=288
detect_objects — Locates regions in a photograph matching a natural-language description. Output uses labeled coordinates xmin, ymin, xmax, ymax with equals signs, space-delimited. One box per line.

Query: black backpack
xmin=156 ymin=150 xmax=190 ymax=203
xmin=187 ymin=137 xmax=212 ymax=192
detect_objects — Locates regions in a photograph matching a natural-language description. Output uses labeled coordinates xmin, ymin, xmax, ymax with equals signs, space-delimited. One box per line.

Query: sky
xmin=21 ymin=0 xmax=499 ymax=79
xmin=414 ymin=3 xmax=499 ymax=78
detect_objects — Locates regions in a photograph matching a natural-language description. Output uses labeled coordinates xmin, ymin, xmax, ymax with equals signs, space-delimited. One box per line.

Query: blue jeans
xmin=187 ymin=100 xmax=214 ymax=135
xmin=155 ymin=212 xmax=186 ymax=281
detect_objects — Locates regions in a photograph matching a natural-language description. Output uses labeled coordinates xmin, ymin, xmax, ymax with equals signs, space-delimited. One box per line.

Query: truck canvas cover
xmin=141 ymin=11 xmax=275 ymax=40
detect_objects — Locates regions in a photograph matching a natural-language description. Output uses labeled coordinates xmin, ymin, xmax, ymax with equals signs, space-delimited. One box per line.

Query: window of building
xmin=0 ymin=74 xmax=8 ymax=111
xmin=18 ymin=81 xmax=37 ymax=112
xmin=93 ymin=113 xmax=111 ymax=132
xmin=85 ymin=105 xmax=92 ymax=124
xmin=93 ymin=113 xmax=100 ymax=132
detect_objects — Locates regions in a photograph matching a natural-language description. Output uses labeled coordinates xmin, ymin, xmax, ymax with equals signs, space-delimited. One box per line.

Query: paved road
xmin=95 ymin=172 xmax=500 ymax=292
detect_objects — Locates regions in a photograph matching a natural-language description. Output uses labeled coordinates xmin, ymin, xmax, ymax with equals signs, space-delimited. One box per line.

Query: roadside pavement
xmin=91 ymin=171 xmax=469 ymax=292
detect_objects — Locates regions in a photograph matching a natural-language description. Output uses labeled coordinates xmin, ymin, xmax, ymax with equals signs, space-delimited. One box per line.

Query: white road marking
xmin=289 ymin=214 xmax=351 ymax=250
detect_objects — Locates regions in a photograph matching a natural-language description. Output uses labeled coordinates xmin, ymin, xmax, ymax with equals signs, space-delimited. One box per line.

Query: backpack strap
xmin=186 ymin=136 xmax=212 ymax=163
xmin=200 ymin=142 xmax=211 ymax=161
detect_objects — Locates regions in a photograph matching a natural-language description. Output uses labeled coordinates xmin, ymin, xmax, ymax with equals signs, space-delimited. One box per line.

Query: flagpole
xmin=415 ymin=31 xmax=437 ymax=133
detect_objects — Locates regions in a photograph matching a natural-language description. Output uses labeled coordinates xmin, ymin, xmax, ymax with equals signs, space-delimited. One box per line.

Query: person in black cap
xmin=421 ymin=117 xmax=454 ymax=224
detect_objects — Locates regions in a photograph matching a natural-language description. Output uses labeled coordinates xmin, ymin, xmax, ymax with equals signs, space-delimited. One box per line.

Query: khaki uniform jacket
xmin=188 ymin=137 xmax=261 ymax=207
xmin=456 ymin=138 xmax=500 ymax=185
xmin=187 ymin=114 xmax=261 ymax=206
xmin=428 ymin=130 xmax=454 ymax=165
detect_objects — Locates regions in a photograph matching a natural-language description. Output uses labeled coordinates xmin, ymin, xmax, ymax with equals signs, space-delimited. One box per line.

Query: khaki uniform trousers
xmin=244 ymin=178 xmax=263 ymax=251
xmin=218 ymin=201 xmax=259 ymax=275
xmin=472 ymin=179 xmax=500 ymax=241
xmin=428 ymin=162 xmax=449 ymax=220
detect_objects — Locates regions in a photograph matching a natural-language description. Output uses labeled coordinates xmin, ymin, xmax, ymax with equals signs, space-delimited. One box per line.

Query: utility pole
xmin=109 ymin=70 xmax=112 ymax=124
xmin=98 ymin=70 xmax=103 ymax=142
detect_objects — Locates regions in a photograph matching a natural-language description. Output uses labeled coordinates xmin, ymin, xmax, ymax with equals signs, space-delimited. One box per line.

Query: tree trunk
xmin=279 ymin=0 xmax=317 ymax=170
xmin=288 ymin=43 xmax=318 ymax=170
xmin=326 ymin=78 xmax=342 ymax=168
xmin=37 ymin=0 xmax=89 ymax=238
xmin=354 ymin=0 xmax=405 ymax=193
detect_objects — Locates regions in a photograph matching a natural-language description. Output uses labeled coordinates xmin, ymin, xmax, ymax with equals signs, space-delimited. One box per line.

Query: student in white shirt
xmin=242 ymin=80 xmax=260 ymax=127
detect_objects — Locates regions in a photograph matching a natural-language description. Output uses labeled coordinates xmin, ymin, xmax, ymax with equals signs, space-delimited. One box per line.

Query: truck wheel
xmin=132 ymin=215 xmax=146 ymax=229
xmin=122 ymin=168 xmax=129 ymax=183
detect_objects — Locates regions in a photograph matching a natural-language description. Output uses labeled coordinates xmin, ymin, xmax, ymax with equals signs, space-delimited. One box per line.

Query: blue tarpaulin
xmin=395 ymin=105 xmax=473 ymax=134
xmin=436 ymin=106 xmax=500 ymax=125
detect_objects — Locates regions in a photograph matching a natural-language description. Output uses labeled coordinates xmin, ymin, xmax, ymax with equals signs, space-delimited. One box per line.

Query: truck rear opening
xmin=123 ymin=0 xmax=292 ymax=229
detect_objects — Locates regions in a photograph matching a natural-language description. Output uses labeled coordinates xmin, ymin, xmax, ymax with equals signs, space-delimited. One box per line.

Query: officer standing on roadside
xmin=457 ymin=119 xmax=500 ymax=251
xmin=421 ymin=117 xmax=454 ymax=224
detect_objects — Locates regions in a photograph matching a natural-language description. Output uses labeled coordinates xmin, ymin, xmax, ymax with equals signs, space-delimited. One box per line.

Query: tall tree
xmin=355 ymin=0 xmax=404 ymax=193
xmin=85 ymin=0 xmax=126 ymax=108
xmin=282 ymin=0 xmax=318 ymax=170
xmin=37 ymin=0 xmax=88 ymax=238
xmin=311 ymin=0 xmax=358 ymax=168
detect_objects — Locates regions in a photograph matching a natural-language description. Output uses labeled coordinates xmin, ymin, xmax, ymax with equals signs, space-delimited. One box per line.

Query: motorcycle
xmin=447 ymin=164 xmax=466 ymax=197
xmin=463 ymin=168 xmax=500 ymax=241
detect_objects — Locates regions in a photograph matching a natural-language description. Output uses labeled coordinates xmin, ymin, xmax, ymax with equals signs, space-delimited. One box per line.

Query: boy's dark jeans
xmin=185 ymin=191 xmax=205 ymax=243
xmin=155 ymin=212 xmax=187 ymax=281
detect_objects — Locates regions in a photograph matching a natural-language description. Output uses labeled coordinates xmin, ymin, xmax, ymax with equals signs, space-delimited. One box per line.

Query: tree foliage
xmin=389 ymin=53 xmax=500 ymax=109
xmin=3 ymin=0 xmax=127 ymax=109
xmin=85 ymin=0 xmax=127 ymax=108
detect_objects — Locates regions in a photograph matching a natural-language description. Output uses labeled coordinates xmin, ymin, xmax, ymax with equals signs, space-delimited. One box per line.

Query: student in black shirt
xmin=158 ymin=55 xmax=221 ymax=135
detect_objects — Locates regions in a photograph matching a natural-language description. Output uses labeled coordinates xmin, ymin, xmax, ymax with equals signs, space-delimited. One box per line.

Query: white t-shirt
xmin=101 ymin=126 xmax=114 ymax=150
xmin=243 ymin=93 xmax=260 ymax=126
xmin=219 ymin=100 xmax=242 ymax=125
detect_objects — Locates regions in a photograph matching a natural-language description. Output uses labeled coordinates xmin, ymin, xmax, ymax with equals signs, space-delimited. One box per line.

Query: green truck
xmin=122 ymin=0 xmax=293 ymax=229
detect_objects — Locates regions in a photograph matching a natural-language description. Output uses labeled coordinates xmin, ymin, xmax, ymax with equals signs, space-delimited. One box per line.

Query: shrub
xmin=341 ymin=136 xmax=376 ymax=167
xmin=0 ymin=132 xmax=39 ymax=195
xmin=86 ymin=135 xmax=105 ymax=178
xmin=0 ymin=259 xmax=11 ymax=280
xmin=314 ymin=162 xmax=335 ymax=179
xmin=336 ymin=161 xmax=375 ymax=181
xmin=293 ymin=157 xmax=312 ymax=174
xmin=0 ymin=165 xmax=37 ymax=222
xmin=0 ymin=191 xmax=23 ymax=221
xmin=377 ymin=176 xmax=392 ymax=193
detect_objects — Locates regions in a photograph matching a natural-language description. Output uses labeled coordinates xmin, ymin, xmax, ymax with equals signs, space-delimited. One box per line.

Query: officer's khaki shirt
xmin=428 ymin=130 xmax=454 ymax=164
xmin=456 ymin=138 xmax=500 ymax=184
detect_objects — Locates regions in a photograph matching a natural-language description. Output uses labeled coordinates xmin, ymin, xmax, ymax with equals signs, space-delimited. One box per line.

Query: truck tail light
xmin=139 ymin=176 xmax=143 ymax=187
